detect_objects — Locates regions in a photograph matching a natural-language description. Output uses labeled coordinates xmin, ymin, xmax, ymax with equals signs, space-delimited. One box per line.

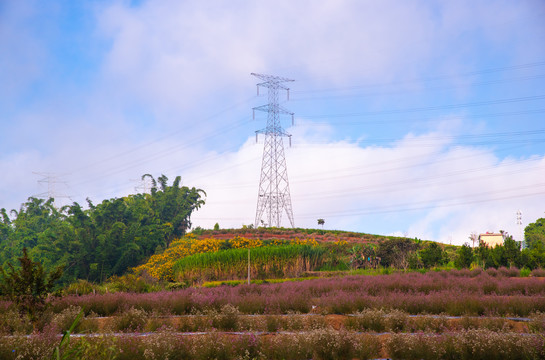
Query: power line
xmin=300 ymin=94 xmax=545 ymax=119
xmin=193 ymin=190 xmax=545 ymax=223
xmin=70 ymin=116 xmax=252 ymax=188
xmin=305 ymin=108 xmax=545 ymax=126
xmin=299 ymin=184 xmax=545 ymax=218
xmin=69 ymin=96 xmax=255 ymax=176
xmin=291 ymin=162 xmax=543 ymax=202
xmin=293 ymin=60 xmax=545 ymax=95
xmin=203 ymin=158 xmax=544 ymax=205
xmin=291 ymin=73 xmax=545 ymax=102
xmin=198 ymin=143 xmax=530 ymax=191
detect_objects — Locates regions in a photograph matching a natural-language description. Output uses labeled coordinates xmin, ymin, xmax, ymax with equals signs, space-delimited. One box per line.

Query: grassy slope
xmin=193 ymin=227 xmax=424 ymax=245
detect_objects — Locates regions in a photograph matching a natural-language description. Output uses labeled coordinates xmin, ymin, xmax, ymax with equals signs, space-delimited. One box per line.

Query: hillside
xmin=192 ymin=227 xmax=416 ymax=244
xmin=129 ymin=227 xmax=454 ymax=286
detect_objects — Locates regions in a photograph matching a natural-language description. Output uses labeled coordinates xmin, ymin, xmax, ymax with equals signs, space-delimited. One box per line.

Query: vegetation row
xmin=2 ymin=328 xmax=544 ymax=360
xmin=17 ymin=271 xmax=542 ymax=317
xmin=3 ymin=304 xmax=545 ymax=336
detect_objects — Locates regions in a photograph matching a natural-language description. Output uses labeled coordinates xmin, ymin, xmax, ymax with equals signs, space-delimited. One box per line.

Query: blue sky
xmin=1 ymin=0 xmax=544 ymax=244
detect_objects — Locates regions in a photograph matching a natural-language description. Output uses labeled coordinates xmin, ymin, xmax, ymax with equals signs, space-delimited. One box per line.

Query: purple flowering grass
xmin=42 ymin=271 xmax=545 ymax=317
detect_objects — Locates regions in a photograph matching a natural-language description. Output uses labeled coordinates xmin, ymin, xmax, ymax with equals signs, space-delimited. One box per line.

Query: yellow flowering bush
xmin=231 ymin=236 xmax=262 ymax=249
xmin=134 ymin=235 xmax=319 ymax=281
xmin=293 ymin=237 xmax=319 ymax=247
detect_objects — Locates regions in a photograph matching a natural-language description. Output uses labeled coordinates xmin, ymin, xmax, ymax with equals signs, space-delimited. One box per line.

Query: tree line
xmin=455 ymin=218 xmax=545 ymax=270
xmin=350 ymin=217 xmax=545 ymax=271
xmin=0 ymin=175 xmax=205 ymax=284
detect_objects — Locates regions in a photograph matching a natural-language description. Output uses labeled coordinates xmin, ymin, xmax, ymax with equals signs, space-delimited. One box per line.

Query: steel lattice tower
xmin=252 ymin=73 xmax=295 ymax=228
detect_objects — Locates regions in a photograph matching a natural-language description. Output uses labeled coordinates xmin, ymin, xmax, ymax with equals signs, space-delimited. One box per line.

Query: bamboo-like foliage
xmin=173 ymin=245 xmax=326 ymax=281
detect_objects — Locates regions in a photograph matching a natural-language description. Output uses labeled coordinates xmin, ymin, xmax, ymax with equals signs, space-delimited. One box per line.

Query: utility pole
xmin=516 ymin=210 xmax=523 ymax=247
xmin=248 ymin=248 xmax=251 ymax=285
xmin=252 ymin=73 xmax=295 ymax=228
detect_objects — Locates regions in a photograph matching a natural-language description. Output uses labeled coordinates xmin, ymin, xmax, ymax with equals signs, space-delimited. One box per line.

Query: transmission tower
xmin=516 ymin=210 xmax=523 ymax=246
xmin=33 ymin=172 xmax=71 ymax=207
xmin=132 ymin=177 xmax=153 ymax=194
xmin=252 ymin=73 xmax=295 ymax=228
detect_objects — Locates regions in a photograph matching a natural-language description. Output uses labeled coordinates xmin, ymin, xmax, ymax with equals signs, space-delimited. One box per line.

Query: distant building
xmin=478 ymin=232 xmax=504 ymax=247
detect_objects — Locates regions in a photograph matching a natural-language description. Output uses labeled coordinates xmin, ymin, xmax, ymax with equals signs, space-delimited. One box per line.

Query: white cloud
xmin=1 ymin=0 xmax=544 ymax=247
xmin=0 ymin=1 xmax=49 ymax=105
xmin=189 ymin=121 xmax=545 ymax=245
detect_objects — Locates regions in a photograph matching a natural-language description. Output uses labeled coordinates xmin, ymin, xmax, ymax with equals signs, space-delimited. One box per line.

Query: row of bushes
xmin=2 ymin=328 xmax=544 ymax=360
xmin=27 ymin=272 xmax=545 ymax=317
xmin=59 ymin=266 xmax=545 ymax=296
xmin=3 ymin=304 xmax=544 ymax=335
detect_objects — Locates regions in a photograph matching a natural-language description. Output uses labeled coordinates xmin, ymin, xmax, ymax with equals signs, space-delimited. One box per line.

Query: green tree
xmin=0 ymin=208 xmax=12 ymax=244
xmin=419 ymin=242 xmax=444 ymax=268
xmin=0 ymin=247 xmax=63 ymax=320
xmin=454 ymin=243 xmax=473 ymax=269
xmin=503 ymin=235 xmax=522 ymax=268
xmin=490 ymin=245 xmax=508 ymax=268
xmin=377 ymin=238 xmax=419 ymax=269
xmin=525 ymin=217 xmax=545 ymax=250
xmin=143 ymin=174 xmax=206 ymax=247
xmin=0 ymin=174 xmax=206 ymax=285
xmin=475 ymin=241 xmax=493 ymax=269
xmin=317 ymin=219 xmax=325 ymax=228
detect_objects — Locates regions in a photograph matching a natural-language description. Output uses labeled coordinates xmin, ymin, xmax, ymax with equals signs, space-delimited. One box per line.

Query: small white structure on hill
xmin=478 ymin=232 xmax=504 ymax=247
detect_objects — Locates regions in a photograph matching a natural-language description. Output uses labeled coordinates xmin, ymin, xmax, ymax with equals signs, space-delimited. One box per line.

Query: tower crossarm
xmin=251 ymin=73 xmax=294 ymax=83
xmin=255 ymin=129 xmax=292 ymax=137
xmin=253 ymin=104 xmax=294 ymax=116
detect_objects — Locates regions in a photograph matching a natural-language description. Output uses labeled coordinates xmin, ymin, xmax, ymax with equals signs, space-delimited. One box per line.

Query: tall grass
xmin=174 ymin=245 xmax=327 ymax=281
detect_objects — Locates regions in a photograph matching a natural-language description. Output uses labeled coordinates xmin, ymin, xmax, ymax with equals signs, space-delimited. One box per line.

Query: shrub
xmin=352 ymin=333 xmax=382 ymax=360
xmin=309 ymin=328 xmax=354 ymax=360
xmin=266 ymin=315 xmax=280 ymax=332
xmin=51 ymin=305 xmax=83 ymax=333
xmin=459 ymin=316 xmax=480 ymax=330
xmin=386 ymin=333 xmax=437 ymax=360
xmin=0 ymin=247 xmax=63 ymax=321
xmin=386 ymin=330 xmax=545 ymax=360
xmin=192 ymin=333 xmax=233 ymax=360
xmin=386 ymin=309 xmax=409 ymax=332
xmin=520 ymin=267 xmax=532 ymax=277
xmin=77 ymin=316 xmax=100 ymax=333
xmin=481 ymin=317 xmax=513 ymax=331
xmin=65 ymin=279 xmax=97 ymax=295
xmin=411 ymin=315 xmax=449 ymax=333
xmin=112 ymin=307 xmax=148 ymax=332
xmin=138 ymin=328 xmax=191 ymax=360
xmin=207 ymin=304 xmax=240 ymax=331
xmin=531 ymin=268 xmax=545 ymax=277
xmin=346 ymin=309 xmax=387 ymax=332
xmin=529 ymin=312 xmax=545 ymax=333
xmin=285 ymin=312 xmax=305 ymax=331
xmin=0 ymin=308 xmax=33 ymax=334
xmin=498 ymin=266 xmax=520 ymax=277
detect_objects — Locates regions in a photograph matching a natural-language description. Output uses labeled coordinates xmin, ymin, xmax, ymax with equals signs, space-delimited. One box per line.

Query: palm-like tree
xmin=317 ymin=218 xmax=325 ymax=228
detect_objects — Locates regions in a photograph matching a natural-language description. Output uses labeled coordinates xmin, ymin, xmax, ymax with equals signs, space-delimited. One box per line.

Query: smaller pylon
xmin=516 ymin=210 xmax=523 ymax=246
xmin=33 ymin=172 xmax=72 ymax=207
